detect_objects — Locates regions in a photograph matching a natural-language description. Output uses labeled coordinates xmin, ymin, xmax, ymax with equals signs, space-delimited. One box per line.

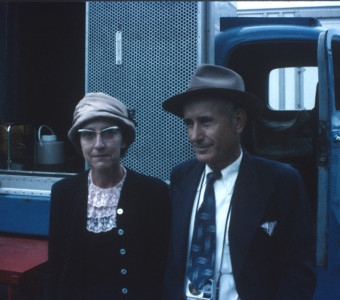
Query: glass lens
xmin=101 ymin=128 xmax=118 ymax=140
xmin=78 ymin=126 xmax=120 ymax=142
xmin=80 ymin=130 xmax=96 ymax=141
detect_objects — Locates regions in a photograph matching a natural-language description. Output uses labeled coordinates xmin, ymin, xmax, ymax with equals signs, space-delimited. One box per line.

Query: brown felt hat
xmin=68 ymin=92 xmax=136 ymax=152
xmin=162 ymin=64 xmax=264 ymax=119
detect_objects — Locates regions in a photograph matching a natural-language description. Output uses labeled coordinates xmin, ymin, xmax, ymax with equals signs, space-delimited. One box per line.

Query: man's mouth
xmin=193 ymin=144 xmax=211 ymax=152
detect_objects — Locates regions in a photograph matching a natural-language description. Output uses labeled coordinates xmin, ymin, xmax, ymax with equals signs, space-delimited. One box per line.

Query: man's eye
xmin=200 ymin=118 xmax=213 ymax=125
xmin=184 ymin=120 xmax=193 ymax=128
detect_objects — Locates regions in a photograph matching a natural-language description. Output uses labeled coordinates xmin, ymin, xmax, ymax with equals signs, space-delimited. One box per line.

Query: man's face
xmin=183 ymin=98 xmax=245 ymax=171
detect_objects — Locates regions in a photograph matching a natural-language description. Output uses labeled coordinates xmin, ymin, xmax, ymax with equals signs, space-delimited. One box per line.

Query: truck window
xmin=269 ymin=66 xmax=318 ymax=110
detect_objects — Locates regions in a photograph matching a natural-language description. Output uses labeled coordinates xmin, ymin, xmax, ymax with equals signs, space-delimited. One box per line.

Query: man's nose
xmin=189 ymin=124 xmax=203 ymax=141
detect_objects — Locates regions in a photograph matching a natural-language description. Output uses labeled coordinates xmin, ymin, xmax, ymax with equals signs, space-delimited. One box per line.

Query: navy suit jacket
xmin=163 ymin=150 xmax=316 ymax=300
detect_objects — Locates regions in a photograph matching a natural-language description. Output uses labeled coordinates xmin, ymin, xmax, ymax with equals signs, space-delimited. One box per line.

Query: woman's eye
xmin=82 ymin=132 xmax=95 ymax=139
xmin=102 ymin=130 xmax=115 ymax=139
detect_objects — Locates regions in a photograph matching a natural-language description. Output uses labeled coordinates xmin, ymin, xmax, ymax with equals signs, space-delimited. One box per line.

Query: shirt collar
xmin=205 ymin=149 xmax=243 ymax=183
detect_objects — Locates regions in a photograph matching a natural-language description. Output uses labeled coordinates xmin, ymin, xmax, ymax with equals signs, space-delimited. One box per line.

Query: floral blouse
xmin=86 ymin=168 xmax=126 ymax=233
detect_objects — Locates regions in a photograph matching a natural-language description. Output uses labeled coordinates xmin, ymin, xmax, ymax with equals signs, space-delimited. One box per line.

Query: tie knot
xmin=207 ymin=171 xmax=221 ymax=183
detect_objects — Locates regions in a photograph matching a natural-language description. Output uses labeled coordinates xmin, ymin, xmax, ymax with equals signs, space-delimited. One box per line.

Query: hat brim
xmin=162 ymin=88 xmax=264 ymax=120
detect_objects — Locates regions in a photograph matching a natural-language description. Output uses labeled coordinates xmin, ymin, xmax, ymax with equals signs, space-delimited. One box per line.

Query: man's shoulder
xmin=172 ymin=158 xmax=201 ymax=172
xmin=251 ymin=153 xmax=297 ymax=171
xmin=245 ymin=151 xmax=302 ymax=181
xmin=170 ymin=158 xmax=204 ymax=183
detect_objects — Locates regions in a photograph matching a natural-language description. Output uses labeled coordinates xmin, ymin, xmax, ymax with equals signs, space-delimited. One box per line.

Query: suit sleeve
xmin=162 ymin=165 xmax=189 ymax=300
xmin=275 ymin=168 xmax=316 ymax=300
xmin=149 ymin=179 xmax=171 ymax=288
xmin=46 ymin=181 xmax=68 ymax=299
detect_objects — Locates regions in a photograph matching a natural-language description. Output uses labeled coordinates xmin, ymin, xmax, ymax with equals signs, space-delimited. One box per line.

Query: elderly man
xmin=162 ymin=64 xmax=316 ymax=300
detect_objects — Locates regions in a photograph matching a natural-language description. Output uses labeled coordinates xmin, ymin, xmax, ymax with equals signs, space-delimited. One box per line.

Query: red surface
xmin=0 ymin=236 xmax=48 ymax=283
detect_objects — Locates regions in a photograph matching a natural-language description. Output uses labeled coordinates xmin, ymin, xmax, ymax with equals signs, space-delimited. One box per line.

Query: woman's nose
xmin=93 ymin=133 xmax=105 ymax=147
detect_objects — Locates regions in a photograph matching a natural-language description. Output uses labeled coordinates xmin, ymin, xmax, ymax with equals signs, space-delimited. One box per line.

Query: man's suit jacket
xmin=47 ymin=168 xmax=170 ymax=300
xmin=163 ymin=150 xmax=316 ymax=300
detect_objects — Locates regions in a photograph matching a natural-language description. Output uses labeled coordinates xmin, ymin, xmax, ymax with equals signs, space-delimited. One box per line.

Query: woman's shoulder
xmin=125 ymin=168 xmax=168 ymax=188
xmin=52 ymin=171 xmax=88 ymax=191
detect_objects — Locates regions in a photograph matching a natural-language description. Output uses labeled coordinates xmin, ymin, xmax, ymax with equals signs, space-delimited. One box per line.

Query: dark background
xmin=0 ymin=2 xmax=86 ymax=172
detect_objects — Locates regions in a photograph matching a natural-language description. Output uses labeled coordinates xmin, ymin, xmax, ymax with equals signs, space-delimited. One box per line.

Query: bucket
xmin=37 ymin=125 xmax=64 ymax=165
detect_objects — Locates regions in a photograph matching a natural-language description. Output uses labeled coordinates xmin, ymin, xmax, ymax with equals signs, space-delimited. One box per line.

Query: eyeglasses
xmin=78 ymin=126 xmax=120 ymax=143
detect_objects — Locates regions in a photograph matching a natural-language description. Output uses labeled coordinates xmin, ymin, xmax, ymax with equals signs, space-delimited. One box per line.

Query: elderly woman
xmin=46 ymin=93 xmax=170 ymax=300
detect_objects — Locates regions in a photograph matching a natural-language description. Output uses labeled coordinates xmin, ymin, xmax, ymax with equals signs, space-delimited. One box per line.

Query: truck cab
xmin=215 ymin=17 xmax=340 ymax=299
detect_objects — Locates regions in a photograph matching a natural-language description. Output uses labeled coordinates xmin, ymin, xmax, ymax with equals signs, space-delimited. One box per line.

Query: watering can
xmin=37 ymin=125 xmax=64 ymax=165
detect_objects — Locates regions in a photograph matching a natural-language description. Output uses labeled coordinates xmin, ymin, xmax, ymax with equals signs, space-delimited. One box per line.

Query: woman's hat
xmin=68 ymin=92 xmax=136 ymax=152
xmin=162 ymin=64 xmax=264 ymax=119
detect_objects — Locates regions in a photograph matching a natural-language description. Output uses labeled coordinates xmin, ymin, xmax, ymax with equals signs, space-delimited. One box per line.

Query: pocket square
xmin=260 ymin=221 xmax=277 ymax=236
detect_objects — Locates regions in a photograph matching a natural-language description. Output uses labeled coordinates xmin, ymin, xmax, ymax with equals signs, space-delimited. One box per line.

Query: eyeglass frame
xmin=78 ymin=126 xmax=121 ymax=143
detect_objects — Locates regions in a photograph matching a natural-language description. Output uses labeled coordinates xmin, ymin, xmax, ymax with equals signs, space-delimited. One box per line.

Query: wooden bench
xmin=0 ymin=235 xmax=48 ymax=300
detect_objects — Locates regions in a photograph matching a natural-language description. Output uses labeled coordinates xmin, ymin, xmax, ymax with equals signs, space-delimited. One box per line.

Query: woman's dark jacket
xmin=46 ymin=168 xmax=171 ymax=300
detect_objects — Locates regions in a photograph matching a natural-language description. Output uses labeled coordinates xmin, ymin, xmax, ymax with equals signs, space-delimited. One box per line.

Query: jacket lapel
xmin=68 ymin=172 xmax=89 ymax=264
xmin=54 ymin=171 xmax=89 ymax=285
xmin=71 ymin=172 xmax=89 ymax=234
xmin=171 ymin=161 xmax=204 ymax=270
xmin=228 ymin=151 xmax=270 ymax=280
xmin=115 ymin=169 xmax=140 ymax=229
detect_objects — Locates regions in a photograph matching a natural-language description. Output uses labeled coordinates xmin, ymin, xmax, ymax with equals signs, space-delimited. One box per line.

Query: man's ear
xmin=121 ymin=138 xmax=127 ymax=150
xmin=234 ymin=108 xmax=247 ymax=135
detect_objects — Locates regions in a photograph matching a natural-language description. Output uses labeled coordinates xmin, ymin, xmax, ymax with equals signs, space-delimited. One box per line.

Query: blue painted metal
xmin=0 ymin=195 xmax=50 ymax=236
xmin=314 ymin=29 xmax=340 ymax=299
xmin=214 ymin=18 xmax=340 ymax=299
xmin=215 ymin=21 xmax=325 ymax=67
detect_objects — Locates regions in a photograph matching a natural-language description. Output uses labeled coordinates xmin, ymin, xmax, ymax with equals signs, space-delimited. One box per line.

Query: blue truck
xmin=215 ymin=17 xmax=340 ymax=299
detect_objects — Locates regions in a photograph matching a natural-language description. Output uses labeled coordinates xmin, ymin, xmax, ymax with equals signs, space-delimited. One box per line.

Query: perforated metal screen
xmin=86 ymin=2 xmax=201 ymax=181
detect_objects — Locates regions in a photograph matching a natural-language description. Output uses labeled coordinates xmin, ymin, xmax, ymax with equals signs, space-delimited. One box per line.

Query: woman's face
xmin=79 ymin=120 xmax=126 ymax=172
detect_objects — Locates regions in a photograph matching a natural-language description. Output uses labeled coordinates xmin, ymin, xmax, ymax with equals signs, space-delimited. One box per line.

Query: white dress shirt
xmin=186 ymin=151 xmax=242 ymax=300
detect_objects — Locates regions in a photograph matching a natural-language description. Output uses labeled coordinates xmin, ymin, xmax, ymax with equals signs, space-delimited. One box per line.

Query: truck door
xmin=317 ymin=29 xmax=340 ymax=270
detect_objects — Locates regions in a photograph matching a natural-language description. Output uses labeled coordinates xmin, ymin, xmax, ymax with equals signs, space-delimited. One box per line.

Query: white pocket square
xmin=260 ymin=221 xmax=277 ymax=236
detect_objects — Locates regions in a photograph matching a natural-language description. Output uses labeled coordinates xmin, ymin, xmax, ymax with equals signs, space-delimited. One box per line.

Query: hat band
xmin=187 ymin=85 xmax=244 ymax=92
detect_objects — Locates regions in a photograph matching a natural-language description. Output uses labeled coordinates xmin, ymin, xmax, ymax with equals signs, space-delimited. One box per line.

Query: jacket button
xmin=122 ymin=288 xmax=128 ymax=294
xmin=121 ymin=268 xmax=127 ymax=275
xmin=118 ymin=229 xmax=124 ymax=235
xmin=117 ymin=208 xmax=124 ymax=215
xmin=120 ymin=248 xmax=126 ymax=255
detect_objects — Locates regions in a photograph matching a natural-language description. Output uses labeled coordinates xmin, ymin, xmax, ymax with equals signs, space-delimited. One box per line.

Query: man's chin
xmin=195 ymin=153 xmax=211 ymax=165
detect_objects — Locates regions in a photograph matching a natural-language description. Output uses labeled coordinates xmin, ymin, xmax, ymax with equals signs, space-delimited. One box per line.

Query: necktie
xmin=187 ymin=171 xmax=221 ymax=291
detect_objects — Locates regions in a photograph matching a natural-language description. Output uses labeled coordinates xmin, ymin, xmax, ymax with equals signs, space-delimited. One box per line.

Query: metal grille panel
xmin=86 ymin=1 xmax=200 ymax=181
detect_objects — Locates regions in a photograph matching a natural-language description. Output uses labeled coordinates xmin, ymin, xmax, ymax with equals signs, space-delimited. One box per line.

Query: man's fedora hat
xmin=162 ymin=64 xmax=264 ymax=119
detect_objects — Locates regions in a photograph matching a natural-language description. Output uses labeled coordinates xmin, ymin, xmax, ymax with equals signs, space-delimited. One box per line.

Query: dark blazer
xmin=163 ymin=150 xmax=316 ymax=300
xmin=47 ymin=168 xmax=170 ymax=300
